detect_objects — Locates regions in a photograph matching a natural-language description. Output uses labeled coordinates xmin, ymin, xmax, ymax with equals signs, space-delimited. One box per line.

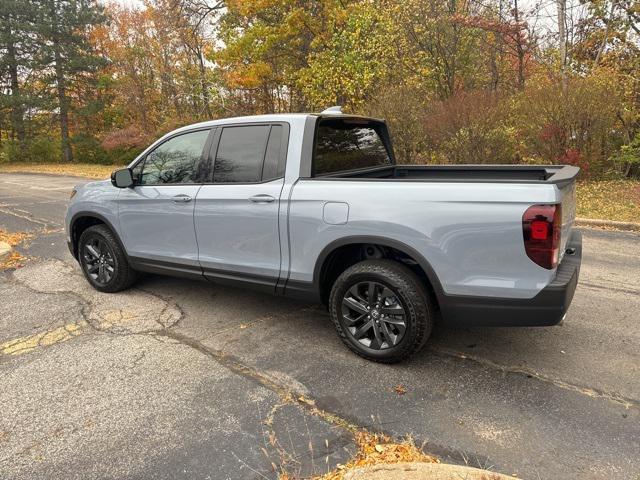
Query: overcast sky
xmin=104 ymin=0 xmax=574 ymax=38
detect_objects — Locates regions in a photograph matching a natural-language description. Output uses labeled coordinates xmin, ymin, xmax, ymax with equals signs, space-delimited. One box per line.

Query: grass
xmin=576 ymin=179 xmax=640 ymax=223
xmin=0 ymin=162 xmax=120 ymax=179
xmin=1 ymin=163 xmax=638 ymax=222
xmin=299 ymin=431 xmax=437 ymax=480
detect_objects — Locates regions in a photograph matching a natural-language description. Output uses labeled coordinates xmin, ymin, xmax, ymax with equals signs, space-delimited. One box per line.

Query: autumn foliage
xmin=1 ymin=0 xmax=639 ymax=177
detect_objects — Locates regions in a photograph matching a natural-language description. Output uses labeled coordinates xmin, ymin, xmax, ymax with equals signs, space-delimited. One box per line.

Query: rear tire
xmin=329 ymin=259 xmax=433 ymax=363
xmin=78 ymin=224 xmax=137 ymax=293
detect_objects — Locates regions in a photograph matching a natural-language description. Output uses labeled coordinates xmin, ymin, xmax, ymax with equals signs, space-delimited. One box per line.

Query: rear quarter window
xmin=313 ymin=118 xmax=392 ymax=176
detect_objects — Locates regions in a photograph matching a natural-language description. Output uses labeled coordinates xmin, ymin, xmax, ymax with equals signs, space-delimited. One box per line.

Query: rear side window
xmin=262 ymin=125 xmax=285 ymax=181
xmin=214 ymin=126 xmax=270 ymax=183
xmin=139 ymin=130 xmax=209 ymax=185
xmin=314 ymin=119 xmax=392 ymax=176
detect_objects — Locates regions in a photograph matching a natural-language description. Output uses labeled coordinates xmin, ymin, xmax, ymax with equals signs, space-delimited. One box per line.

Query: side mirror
xmin=111 ymin=168 xmax=134 ymax=188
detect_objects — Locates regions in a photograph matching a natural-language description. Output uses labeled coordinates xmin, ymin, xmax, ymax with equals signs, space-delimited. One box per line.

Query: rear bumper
xmin=439 ymin=230 xmax=582 ymax=327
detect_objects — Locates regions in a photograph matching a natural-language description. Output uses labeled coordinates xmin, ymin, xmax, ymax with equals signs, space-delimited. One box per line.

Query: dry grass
xmin=0 ymin=162 xmax=120 ymax=180
xmin=0 ymin=230 xmax=32 ymax=270
xmin=577 ymin=180 xmax=640 ymax=223
xmin=303 ymin=431 xmax=438 ymax=480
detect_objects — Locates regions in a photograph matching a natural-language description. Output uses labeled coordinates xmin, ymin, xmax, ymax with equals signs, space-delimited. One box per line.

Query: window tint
xmin=139 ymin=130 xmax=209 ymax=185
xmin=262 ymin=125 xmax=285 ymax=181
xmin=214 ymin=126 xmax=270 ymax=183
xmin=314 ymin=119 xmax=392 ymax=176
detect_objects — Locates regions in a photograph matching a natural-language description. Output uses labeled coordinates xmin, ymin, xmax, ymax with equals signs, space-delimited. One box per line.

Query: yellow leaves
xmin=0 ymin=229 xmax=32 ymax=270
xmin=225 ymin=62 xmax=274 ymax=89
xmin=576 ymin=180 xmax=640 ymax=223
xmin=315 ymin=431 xmax=438 ymax=480
xmin=393 ymin=384 xmax=408 ymax=395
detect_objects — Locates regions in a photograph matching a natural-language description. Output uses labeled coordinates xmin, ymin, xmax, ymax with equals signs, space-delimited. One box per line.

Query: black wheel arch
xmin=70 ymin=212 xmax=128 ymax=261
xmin=313 ymin=236 xmax=445 ymax=307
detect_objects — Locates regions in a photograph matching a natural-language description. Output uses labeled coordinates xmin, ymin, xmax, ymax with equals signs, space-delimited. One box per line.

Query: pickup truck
xmin=65 ymin=107 xmax=582 ymax=362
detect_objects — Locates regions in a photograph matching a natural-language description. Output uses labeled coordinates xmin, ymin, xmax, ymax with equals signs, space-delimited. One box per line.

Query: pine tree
xmin=34 ymin=0 xmax=106 ymax=162
xmin=0 ymin=0 xmax=37 ymax=146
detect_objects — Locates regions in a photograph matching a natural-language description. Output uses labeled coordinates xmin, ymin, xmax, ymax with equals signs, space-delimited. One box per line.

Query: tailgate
xmin=557 ymin=176 xmax=577 ymax=262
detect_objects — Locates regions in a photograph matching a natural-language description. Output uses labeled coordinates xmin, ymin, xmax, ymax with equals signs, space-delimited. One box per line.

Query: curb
xmin=575 ymin=217 xmax=640 ymax=232
xmin=0 ymin=241 xmax=11 ymax=259
xmin=344 ymin=462 xmax=518 ymax=480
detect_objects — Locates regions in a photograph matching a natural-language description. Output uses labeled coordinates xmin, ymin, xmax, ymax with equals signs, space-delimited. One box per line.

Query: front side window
xmin=139 ymin=129 xmax=210 ymax=185
xmin=314 ymin=119 xmax=392 ymax=175
xmin=214 ymin=125 xmax=271 ymax=183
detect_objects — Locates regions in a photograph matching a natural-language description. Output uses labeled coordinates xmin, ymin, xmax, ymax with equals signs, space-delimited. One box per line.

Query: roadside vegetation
xmin=310 ymin=431 xmax=437 ymax=480
xmin=0 ymin=162 xmax=119 ymax=180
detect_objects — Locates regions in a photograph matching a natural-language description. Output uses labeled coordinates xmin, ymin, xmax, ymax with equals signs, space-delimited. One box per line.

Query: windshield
xmin=313 ymin=118 xmax=393 ymax=176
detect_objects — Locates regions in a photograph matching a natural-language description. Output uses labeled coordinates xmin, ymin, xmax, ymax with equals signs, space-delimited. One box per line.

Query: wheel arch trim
xmin=69 ymin=211 xmax=128 ymax=260
xmin=312 ymin=235 xmax=445 ymax=302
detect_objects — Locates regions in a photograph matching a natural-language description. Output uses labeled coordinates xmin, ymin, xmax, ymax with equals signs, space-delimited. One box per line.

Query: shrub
xmin=72 ymin=134 xmax=110 ymax=164
xmin=609 ymin=133 xmax=640 ymax=178
xmin=0 ymin=140 xmax=23 ymax=163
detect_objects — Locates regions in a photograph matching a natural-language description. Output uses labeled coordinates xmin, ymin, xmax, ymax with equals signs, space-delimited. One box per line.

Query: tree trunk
xmin=513 ymin=0 xmax=526 ymax=90
xmin=52 ymin=36 xmax=73 ymax=162
xmin=557 ymin=0 xmax=568 ymax=93
xmin=197 ymin=47 xmax=213 ymax=118
xmin=6 ymin=34 xmax=25 ymax=143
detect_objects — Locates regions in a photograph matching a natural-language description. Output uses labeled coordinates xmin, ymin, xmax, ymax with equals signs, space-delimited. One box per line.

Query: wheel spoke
xmin=86 ymin=264 xmax=99 ymax=274
xmin=369 ymin=322 xmax=383 ymax=349
xmin=381 ymin=316 xmax=405 ymax=325
xmin=367 ymin=282 xmax=377 ymax=304
xmin=381 ymin=304 xmax=404 ymax=315
xmin=353 ymin=320 xmax=373 ymax=340
xmin=379 ymin=321 xmax=397 ymax=346
xmin=85 ymin=244 xmax=100 ymax=260
xmin=347 ymin=285 xmax=365 ymax=303
xmin=343 ymin=296 xmax=368 ymax=315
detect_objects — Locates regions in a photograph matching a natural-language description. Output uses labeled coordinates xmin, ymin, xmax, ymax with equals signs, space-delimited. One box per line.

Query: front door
xmin=195 ymin=124 xmax=288 ymax=290
xmin=118 ymin=128 xmax=211 ymax=271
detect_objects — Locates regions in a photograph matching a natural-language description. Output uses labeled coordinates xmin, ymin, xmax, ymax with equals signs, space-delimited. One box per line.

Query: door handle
xmin=172 ymin=194 xmax=192 ymax=203
xmin=249 ymin=194 xmax=275 ymax=203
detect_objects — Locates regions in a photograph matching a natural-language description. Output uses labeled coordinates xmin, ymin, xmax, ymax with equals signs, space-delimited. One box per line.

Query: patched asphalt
xmin=0 ymin=172 xmax=638 ymax=479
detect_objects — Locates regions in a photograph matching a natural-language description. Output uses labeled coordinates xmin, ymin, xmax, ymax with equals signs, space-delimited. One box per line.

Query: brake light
xmin=522 ymin=204 xmax=561 ymax=269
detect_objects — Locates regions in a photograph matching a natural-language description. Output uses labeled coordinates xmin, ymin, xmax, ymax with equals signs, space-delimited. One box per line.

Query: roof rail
xmin=320 ymin=106 xmax=343 ymax=115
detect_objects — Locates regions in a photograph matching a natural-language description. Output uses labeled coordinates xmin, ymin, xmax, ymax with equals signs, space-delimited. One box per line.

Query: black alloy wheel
xmin=82 ymin=237 xmax=116 ymax=286
xmin=341 ymin=281 xmax=407 ymax=350
xmin=78 ymin=224 xmax=138 ymax=293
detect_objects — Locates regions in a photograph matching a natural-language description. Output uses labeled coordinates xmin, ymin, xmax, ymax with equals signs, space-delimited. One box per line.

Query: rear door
xmin=194 ymin=123 xmax=288 ymax=290
xmin=118 ymin=128 xmax=212 ymax=271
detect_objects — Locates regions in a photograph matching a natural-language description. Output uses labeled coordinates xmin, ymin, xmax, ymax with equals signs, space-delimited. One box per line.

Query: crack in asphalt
xmin=429 ymin=346 xmax=639 ymax=410
xmin=579 ymin=281 xmax=640 ymax=296
xmin=0 ymin=206 xmax=57 ymax=228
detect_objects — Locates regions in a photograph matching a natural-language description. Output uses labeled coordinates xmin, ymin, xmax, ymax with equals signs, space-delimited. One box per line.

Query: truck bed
xmin=320 ymin=164 xmax=580 ymax=188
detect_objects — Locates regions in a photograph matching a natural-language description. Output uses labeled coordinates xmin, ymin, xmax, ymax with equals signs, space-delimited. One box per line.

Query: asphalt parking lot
xmin=0 ymin=172 xmax=638 ymax=480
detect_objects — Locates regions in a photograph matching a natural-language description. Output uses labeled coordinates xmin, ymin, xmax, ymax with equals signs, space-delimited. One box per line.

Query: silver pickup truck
xmin=65 ymin=108 xmax=582 ymax=362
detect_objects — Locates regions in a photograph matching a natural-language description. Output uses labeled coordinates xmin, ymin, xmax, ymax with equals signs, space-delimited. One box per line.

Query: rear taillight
xmin=522 ymin=204 xmax=561 ymax=269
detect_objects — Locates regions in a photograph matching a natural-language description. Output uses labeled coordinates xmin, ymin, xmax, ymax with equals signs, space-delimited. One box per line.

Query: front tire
xmin=328 ymin=259 xmax=433 ymax=363
xmin=78 ymin=224 xmax=137 ymax=293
